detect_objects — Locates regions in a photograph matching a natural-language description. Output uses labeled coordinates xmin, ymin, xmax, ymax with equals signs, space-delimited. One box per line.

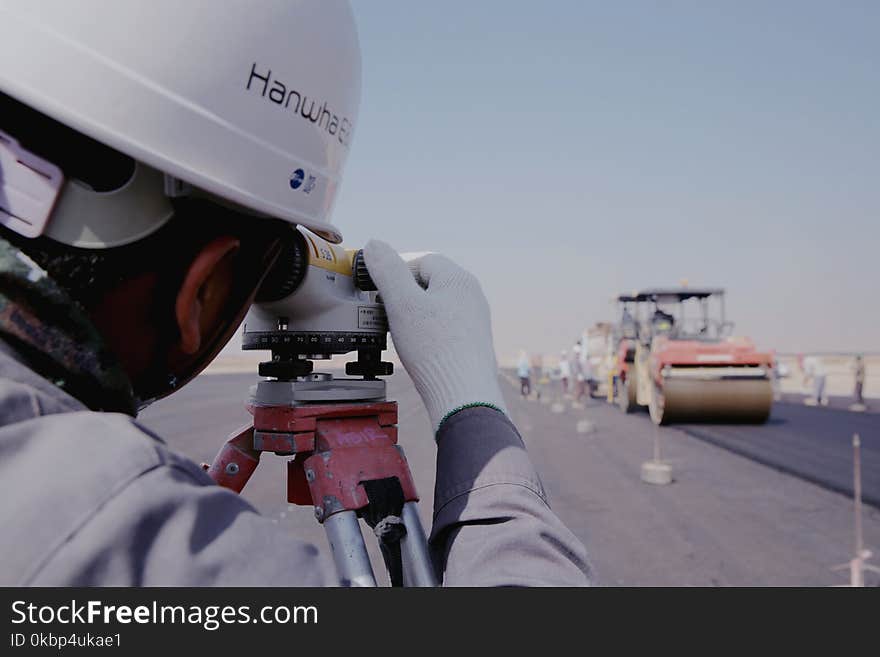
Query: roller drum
xmin=652 ymin=376 xmax=772 ymax=424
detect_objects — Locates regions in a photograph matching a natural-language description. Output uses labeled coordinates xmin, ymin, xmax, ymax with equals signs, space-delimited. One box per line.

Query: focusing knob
xmin=255 ymin=229 xmax=309 ymax=303
xmin=352 ymin=249 xmax=377 ymax=291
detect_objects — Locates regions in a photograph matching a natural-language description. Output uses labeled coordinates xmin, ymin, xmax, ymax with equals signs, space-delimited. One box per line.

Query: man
xmin=0 ymin=1 xmax=589 ymax=586
xmin=579 ymin=330 xmax=593 ymax=397
xmin=516 ymin=350 xmax=532 ymax=398
xmin=579 ymin=334 xmax=597 ymax=398
xmin=572 ymin=344 xmax=586 ymax=401
xmin=652 ymin=308 xmax=675 ymax=335
xmin=800 ymin=354 xmax=827 ymax=407
xmin=558 ymin=350 xmax=571 ymax=397
xmin=851 ymin=354 xmax=866 ymax=411
xmin=530 ymin=352 xmax=545 ymax=400
xmin=770 ymin=353 xmax=783 ymax=402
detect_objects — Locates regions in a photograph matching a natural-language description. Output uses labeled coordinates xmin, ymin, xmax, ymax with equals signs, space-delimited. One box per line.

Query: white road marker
xmin=576 ymin=419 xmax=596 ymax=435
xmin=641 ymin=425 xmax=673 ymax=485
xmin=831 ymin=434 xmax=879 ymax=586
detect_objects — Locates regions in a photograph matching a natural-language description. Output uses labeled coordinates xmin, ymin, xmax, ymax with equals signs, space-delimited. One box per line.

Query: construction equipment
xmin=611 ymin=298 xmax=641 ymax=413
xmin=613 ymin=288 xmax=773 ymax=425
xmin=206 ymin=226 xmax=437 ymax=587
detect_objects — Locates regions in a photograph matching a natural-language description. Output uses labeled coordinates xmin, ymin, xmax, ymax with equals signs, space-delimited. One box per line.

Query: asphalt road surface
xmin=777 ymin=392 xmax=878 ymax=415
xmin=140 ymin=370 xmax=880 ymax=586
xmin=679 ymin=403 xmax=880 ymax=508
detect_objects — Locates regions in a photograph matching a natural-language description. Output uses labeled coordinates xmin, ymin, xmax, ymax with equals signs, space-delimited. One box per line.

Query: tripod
xmin=206 ymin=364 xmax=438 ymax=587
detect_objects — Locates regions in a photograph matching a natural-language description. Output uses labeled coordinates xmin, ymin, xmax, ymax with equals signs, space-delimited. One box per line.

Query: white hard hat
xmin=0 ymin=0 xmax=360 ymax=247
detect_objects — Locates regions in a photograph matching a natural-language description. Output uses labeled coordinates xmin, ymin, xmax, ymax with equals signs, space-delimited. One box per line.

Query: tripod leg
xmin=323 ymin=511 xmax=377 ymax=587
xmin=400 ymin=503 xmax=439 ymax=587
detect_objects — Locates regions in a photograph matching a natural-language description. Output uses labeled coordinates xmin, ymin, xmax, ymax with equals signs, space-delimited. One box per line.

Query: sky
xmin=317 ymin=2 xmax=878 ymax=363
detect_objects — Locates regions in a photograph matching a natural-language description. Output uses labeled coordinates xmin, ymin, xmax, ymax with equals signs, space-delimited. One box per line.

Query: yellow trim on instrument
xmin=302 ymin=232 xmax=355 ymax=276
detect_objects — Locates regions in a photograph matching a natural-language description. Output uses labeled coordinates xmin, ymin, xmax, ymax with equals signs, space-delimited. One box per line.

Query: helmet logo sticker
xmin=289 ymin=169 xmax=305 ymax=190
xmin=289 ymin=169 xmax=317 ymax=194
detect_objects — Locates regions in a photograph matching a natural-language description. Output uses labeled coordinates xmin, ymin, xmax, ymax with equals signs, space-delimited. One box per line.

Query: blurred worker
xmin=581 ymin=329 xmax=590 ymax=366
xmin=801 ymin=354 xmax=828 ymax=406
xmin=652 ymin=308 xmax=675 ymax=335
xmin=770 ymin=353 xmax=783 ymax=401
xmin=579 ymin=339 xmax=590 ymax=398
xmin=580 ymin=337 xmax=597 ymax=398
xmin=559 ymin=350 xmax=572 ymax=396
xmin=572 ymin=344 xmax=585 ymax=400
xmin=0 ymin=2 xmax=589 ymax=586
xmin=530 ymin=352 xmax=544 ymax=400
xmin=517 ymin=350 xmax=532 ymax=397
xmin=851 ymin=354 xmax=866 ymax=411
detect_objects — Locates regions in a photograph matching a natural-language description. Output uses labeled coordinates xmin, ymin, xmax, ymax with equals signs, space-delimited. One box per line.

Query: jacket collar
xmin=0 ymin=236 xmax=137 ymax=416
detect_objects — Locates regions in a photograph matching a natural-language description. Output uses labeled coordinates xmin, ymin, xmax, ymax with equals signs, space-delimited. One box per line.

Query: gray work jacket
xmin=0 ymin=344 xmax=590 ymax=586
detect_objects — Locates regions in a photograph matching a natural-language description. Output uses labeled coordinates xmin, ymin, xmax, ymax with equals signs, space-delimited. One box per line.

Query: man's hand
xmin=363 ymin=240 xmax=507 ymax=434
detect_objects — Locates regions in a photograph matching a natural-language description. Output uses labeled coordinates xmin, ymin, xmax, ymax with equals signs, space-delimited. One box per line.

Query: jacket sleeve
xmin=430 ymin=407 xmax=592 ymax=586
xmin=30 ymin=458 xmax=336 ymax=587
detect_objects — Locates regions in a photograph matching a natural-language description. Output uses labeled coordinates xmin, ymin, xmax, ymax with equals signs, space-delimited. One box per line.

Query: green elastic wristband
xmin=436 ymin=402 xmax=505 ymax=438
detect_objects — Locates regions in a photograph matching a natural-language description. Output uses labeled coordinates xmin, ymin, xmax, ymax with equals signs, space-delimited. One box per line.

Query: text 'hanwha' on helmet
xmin=0 ymin=0 xmax=361 ymax=247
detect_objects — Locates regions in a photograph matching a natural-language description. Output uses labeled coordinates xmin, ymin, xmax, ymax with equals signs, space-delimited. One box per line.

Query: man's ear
xmin=175 ymin=236 xmax=241 ymax=355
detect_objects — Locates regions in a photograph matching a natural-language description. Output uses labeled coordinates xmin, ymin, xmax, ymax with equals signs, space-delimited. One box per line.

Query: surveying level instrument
xmin=207 ymin=226 xmax=437 ymax=587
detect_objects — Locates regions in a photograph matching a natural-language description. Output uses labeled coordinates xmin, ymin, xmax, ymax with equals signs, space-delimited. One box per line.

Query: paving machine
xmin=614 ymin=288 xmax=773 ymax=424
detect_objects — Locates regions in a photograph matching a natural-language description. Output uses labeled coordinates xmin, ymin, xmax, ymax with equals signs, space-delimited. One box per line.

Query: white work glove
xmin=363 ymin=240 xmax=508 ymax=434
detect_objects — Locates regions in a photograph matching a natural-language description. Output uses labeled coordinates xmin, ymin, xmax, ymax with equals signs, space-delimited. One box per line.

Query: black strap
xmin=360 ymin=477 xmax=407 ymax=587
